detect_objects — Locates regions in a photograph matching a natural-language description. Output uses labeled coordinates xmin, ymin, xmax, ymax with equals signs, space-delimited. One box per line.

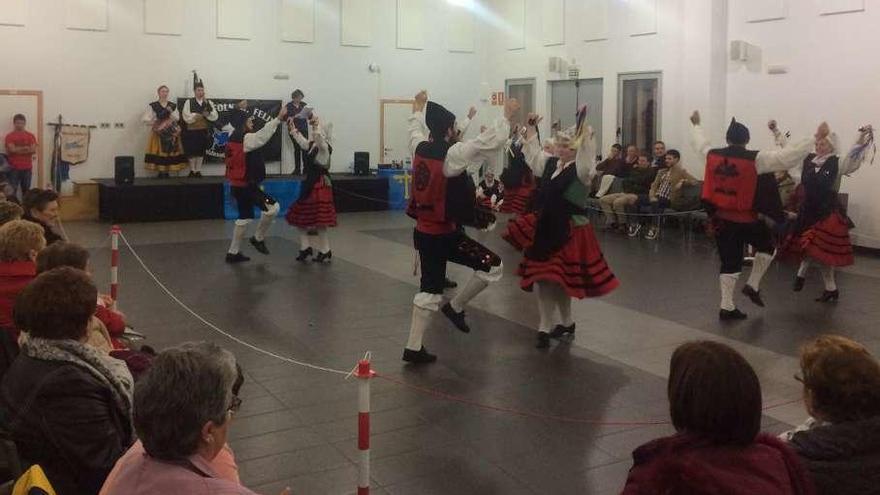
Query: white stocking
xmin=797 ymin=260 xmax=811 ymax=278
xmin=298 ymin=229 xmax=311 ymax=251
xmin=228 ymin=219 xmax=251 ymax=254
xmin=535 ymin=281 xmax=557 ymax=333
xmin=820 ymin=265 xmax=837 ymax=291
xmin=316 ymin=227 xmax=331 ymax=254
xmin=720 ymin=273 xmax=740 ymax=311
xmin=746 ymin=252 xmax=774 ymax=290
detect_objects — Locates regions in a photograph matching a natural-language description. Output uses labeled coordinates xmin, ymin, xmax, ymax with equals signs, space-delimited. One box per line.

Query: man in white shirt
xmin=181 ymin=73 xmax=219 ymax=178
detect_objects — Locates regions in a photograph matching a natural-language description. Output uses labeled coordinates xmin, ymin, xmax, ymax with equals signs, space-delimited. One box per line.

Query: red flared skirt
xmin=781 ymin=211 xmax=854 ymax=267
xmin=517 ymin=223 xmax=620 ymax=299
xmin=499 ymin=184 xmax=534 ymax=215
xmin=286 ymin=180 xmax=337 ymax=228
xmin=502 ymin=212 xmax=537 ymax=251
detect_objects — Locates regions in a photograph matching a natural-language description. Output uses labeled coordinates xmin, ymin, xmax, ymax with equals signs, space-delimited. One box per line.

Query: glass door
xmin=617 ymin=72 xmax=661 ymax=152
xmin=505 ymin=78 xmax=535 ymax=128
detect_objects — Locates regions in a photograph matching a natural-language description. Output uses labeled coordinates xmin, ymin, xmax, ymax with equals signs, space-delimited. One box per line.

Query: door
xmin=505 ymin=78 xmax=535 ymax=128
xmin=380 ymin=99 xmax=414 ymax=165
xmin=550 ymin=79 xmax=603 ymax=153
xmin=618 ymin=72 xmax=661 ymax=152
xmin=0 ymin=90 xmax=43 ymax=188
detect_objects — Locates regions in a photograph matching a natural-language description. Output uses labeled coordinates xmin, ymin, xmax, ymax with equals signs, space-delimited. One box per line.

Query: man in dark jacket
xmin=22 ymin=188 xmax=64 ymax=246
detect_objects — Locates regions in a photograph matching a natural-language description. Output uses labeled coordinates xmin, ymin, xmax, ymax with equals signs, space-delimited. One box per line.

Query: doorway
xmin=505 ymin=78 xmax=535 ymax=128
xmin=549 ymin=78 xmax=603 ymax=153
xmin=380 ymin=99 xmax=415 ymax=165
xmin=0 ymin=90 xmax=43 ymax=188
xmin=617 ymin=72 xmax=662 ymax=152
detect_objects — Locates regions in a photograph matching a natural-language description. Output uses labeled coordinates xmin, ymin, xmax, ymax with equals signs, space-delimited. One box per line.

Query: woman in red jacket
xmin=0 ymin=219 xmax=45 ymax=376
xmin=622 ymin=341 xmax=815 ymax=495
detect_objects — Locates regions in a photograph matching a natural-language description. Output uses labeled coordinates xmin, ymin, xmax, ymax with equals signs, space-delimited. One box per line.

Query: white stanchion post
xmin=110 ymin=225 xmax=121 ymax=311
xmin=356 ymin=358 xmax=373 ymax=495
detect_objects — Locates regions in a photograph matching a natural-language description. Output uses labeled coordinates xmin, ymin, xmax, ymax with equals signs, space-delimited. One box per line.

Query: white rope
xmin=118 ymin=232 xmax=350 ymax=376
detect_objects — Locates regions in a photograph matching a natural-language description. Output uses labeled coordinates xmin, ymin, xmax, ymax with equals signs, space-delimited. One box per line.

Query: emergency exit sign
xmin=490 ymin=92 xmax=505 ymax=106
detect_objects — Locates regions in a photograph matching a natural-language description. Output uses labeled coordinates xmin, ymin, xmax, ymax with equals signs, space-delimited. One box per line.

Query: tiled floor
xmin=68 ymin=211 xmax=880 ymax=495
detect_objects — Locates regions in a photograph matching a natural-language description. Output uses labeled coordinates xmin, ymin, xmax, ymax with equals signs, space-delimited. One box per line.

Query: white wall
xmin=0 ymin=0 xmax=486 ymax=180
xmin=726 ymin=0 xmax=880 ymax=247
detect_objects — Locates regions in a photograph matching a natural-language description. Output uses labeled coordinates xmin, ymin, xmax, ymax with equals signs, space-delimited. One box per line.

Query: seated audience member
xmin=477 ymin=170 xmax=504 ymax=210
xmin=22 ymin=188 xmax=64 ymax=245
xmin=0 ymin=200 xmax=23 ymax=226
xmin=599 ymin=151 xmax=656 ymax=232
xmin=595 ymin=144 xmax=639 ymax=197
xmin=651 ymin=140 xmax=667 ymax=167
xmin=100 ymin=342 xmax=290 ymax=495
xmin=0 ymin=220 xmax=45 ymax=339
xmin=631 ymin=149 xmax=699 ymax=240
xmin=782 ymin=335 xmax=880 ymax=495
xmin=1 ymin=267 xmax=134 ymax=495
xmin=622 ymin=341 xmax=815 ymax=495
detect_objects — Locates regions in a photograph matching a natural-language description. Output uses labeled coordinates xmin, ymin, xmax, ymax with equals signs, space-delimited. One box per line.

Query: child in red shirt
xmin=4 ymin=114 xmax=37 ymax=199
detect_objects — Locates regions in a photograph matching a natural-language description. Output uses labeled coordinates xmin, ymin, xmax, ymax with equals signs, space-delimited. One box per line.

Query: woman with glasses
xmin=100 ymin=342 xmax=290 ymax=495
xmin=781 ymin=335 xmax=880 ymax=495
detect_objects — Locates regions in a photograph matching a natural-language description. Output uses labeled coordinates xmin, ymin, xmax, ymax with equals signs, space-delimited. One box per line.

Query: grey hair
xmin=133 ymin=342 xmax=239 ymax=460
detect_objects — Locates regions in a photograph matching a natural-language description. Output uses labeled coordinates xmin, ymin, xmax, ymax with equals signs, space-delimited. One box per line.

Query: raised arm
xmin=768 ymin=120 xmax=789 ymax=148
xmin=574 ymin=107 xmax=596 ymax=184
xmin=288 ymin=122 xmax=310 ymax=149
xmin=244 ymin=118 xmax=281 ymax=153
xmin=839 ymin=126 xmax=874 ymax=177
xmin=457 ymin=106 xmax=477 ymax=135
xmin=688 ymin=111 xmax=712 ymax=159
xmin=755 ymin=123 xmax=828 ymax=174
xmin=521 ymin=113 xmax=550 ymax=177
xmin=408 ymin=90 xmax=429 ymax=156
xmin=445 ymin=114 xmax=512 ymax=177
xmin=311 ymin=120 xmax=331 ymax=167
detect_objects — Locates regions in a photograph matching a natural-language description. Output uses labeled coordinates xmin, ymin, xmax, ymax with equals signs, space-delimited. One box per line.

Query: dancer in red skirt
xmin=285 ymin=115 xmax=336 ymax=263
xmin=516 ymin=106 xmax=619 ymax=349
xmin=772 ymin=121 xmax=874 ymax=302
xmin=499 ymin=131 xmax=536 ymax=215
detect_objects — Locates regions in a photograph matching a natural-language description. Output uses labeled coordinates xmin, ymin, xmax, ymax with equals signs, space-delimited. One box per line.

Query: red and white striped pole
xmin=110 ymin=225 xmax=121 ymax=310
xmin=356 ymin=358 xmax=373 ymax=495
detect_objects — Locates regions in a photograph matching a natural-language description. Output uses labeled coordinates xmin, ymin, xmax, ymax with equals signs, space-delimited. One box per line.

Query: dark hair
xmin=638 ymin=150 xmax=650 ymax=158
xmin=291 ymin=89 xmax=304 ymax=99
xmin=668 ymin=341 xmax=762 ymax=445
xmin=666 ymin=149 xmax=681 ymax=160
xmin=22 ymin=188 xmax=58 ymax=214
xmin=611 ymin=144 xmax=622 ymax=151
xmin=134 ymin=342 xmax=241 ymax=460
xmin=13 ymin=267 xmax=97 ymax=340
xmin=13 ymin=114 xmax=26 ymax=123
xmin=654 ymin=140 xmax=666 ymax=147
xmin=36 ymin=241 xmax=89 ymax=273
xmin=800 ymin=335 xmax=880 ymax=423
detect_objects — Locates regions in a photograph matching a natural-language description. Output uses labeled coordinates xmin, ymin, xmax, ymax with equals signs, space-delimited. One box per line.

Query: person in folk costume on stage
xmin=515 ymin=106 xmax=620 ymax=349
xmin=286 ymin=89 xmax=309 ymax=176
xmin=476 ymin=170 xmax=504 ymax=211
xmin=224 ymin=104 xmax=287 ymax=263
xmin=770 ymin=120 xmax=874 ymax=302
xmin=285 ymin=114 xmax=336 ymax=263
xmin=143 ymin=85 xmax=188 ymax=178
xmin=690 ymin=110 xmax=827 ymax=320
xmin=402 ymin=90 xmax=518 ymax=364
xmin=181 ymin=72 xmax=219 ymax=178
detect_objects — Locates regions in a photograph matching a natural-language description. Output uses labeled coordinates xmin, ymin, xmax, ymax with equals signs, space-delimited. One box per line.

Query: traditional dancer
xmin=181 ymin=72 xmax=219 ymax=178
xmin=402 ymin=90 xmax=517 ymax=364
xmin=142 ymin=85 xmax=187 ymax=178
xmin=285 ymin=115 xmax=336 ymax=263
xmin=224 ymin=104 xmax=286 ymax=263
xmin=515 ymin=106 xmax=619 ymax=349
xmin=690 ymin=110 xmax=826 ymax=320
xmin=286 ymin=89 xmax=309 ymax=176
xmin=476 ymin=170 xmax=504 ymax=211
xmin=772 ymin=121 xmax=874 ymax=302
xmin=498 ymin=130 xmax=536 ymax=215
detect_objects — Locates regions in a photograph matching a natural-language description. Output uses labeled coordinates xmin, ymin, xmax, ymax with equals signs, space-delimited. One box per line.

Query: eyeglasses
xmin=228 ymin=396 xmax=243 ymax=416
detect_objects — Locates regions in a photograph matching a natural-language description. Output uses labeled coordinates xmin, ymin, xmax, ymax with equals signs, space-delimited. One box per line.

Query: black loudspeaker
xmin=353 ymin=152 xmax=370 ymax=176
xmin=114 ymin=156 xmax=135 ymax=185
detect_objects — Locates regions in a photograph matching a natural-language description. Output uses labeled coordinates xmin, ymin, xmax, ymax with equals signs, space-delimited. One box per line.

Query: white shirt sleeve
xmin=444 ymin=117 xmax=511 ymax=178
xmin=206 ymin=100 xmax=219 ymax=122
xmin=289 ymin=125 xmax=310 ymax=149
xmin=457 ymin=116 xmax=472 ymax=136
xmin=755 ymin=137 xmax=814 ymax=174
xmin=243 ymin=118 xmax=281 ymax=153
xmin=838 ymin=131 xmax=872 ymax=177
xmin=181 ymin=100 xmax=196 ymax=125
xmin=772 ymin=129 xmax=789 ymax=148
xmin=575 ymin=125 xmax=597 ymax=184
xmin=408 ymin=111 xmax=429 ymax=157
xmin=312 ymin=125 xmax=331 ymax=167
xmin=521 ymin=132 xmax=550 ymax=178
xmin=142 ymin=105 xmax=157 ymax=125
xmin=689 ymin=124 xmax=712 ymax=159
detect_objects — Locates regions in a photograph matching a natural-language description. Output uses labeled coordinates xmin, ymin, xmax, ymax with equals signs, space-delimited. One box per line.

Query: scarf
xmin=23 ymin=337 xmax=135 ymax=441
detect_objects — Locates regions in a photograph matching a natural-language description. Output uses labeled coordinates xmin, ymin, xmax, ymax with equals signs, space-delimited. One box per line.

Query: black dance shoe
xmin=535 ymin=332 xmax=551 ymax=349
xmin=402 ymin=346 xmax=437 ymax=364
xmin=719 ymin=308 xmax=748 ymax=321
xmin=741 ymin=285 xmax=765 ymax=307
xmin=441 ymin=303 xmax=470 ymax=333
xmin=315 ymin=251 xmax=333 ymax=263
xmin=549 ymin=323 xmax=576 ymax=339
xmin=225 ymin=252 xmax=250 ymax=263
xmin=793 ymin=276 xmax=805 ymax=292
xmin=295 ymin=247 xmax=313 ymax=262
xmin=443 ymin=278 xmax=458 ymax=290
xmin=188 ymin=171 xmax=196 ymax=178
xmin=249 ymin=237 xmax=269 ymax=255
xmin=816 ymin=290 xmax=840 ymax=303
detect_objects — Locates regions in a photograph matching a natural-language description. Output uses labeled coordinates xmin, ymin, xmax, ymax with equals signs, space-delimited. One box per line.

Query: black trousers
xmin=414 ymin=229 xmax=501 ymax=294
xmin=231 ymin=184 xmax=275 ymax=220
xmin=716 ymin=220 xmax=774 ymax=274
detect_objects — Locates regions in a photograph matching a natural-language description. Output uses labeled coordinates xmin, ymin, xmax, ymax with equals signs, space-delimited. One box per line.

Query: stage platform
xmin=95 ymin=174 xmax=392 ymax=223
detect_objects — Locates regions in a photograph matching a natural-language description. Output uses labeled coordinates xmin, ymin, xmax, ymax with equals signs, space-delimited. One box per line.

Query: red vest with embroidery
xmin=702 ymin=148 xmax=759 ymax=223
xmin=408 ymin=148 xmax=456 ymax=235
xmin=225 ymin=141 xmax=247 ymax=187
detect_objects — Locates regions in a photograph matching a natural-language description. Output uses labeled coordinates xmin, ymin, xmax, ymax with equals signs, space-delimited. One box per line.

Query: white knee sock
xmin=298 ymin=229 xmax=311 ymax=251
xmin=746 ymin=252 xmax=774 ymax=290
xmin=450 ymin=274 xmax=489 ymax=313
xmin=535 ymin=282 xmax=558 ymax=333
xmin=316 ymin=227 xmax=330 ymax=254
xmin=797 ymin=260 xmax=811 ymax=278
xmin=820 ymin=265 xmax=837 ymax=291
xmin=228 ymin=219 xmax=250 ymax=254
xmin=194 ymin=157 xmax=204 ymax=172
xmin=405 ymin=306 xmax=434 ymax=351
xmin=254 ymin=206 xmax=278 ymax=242
xmin=720 ymin=273 xmax=740 ymax=311
xmin=553 ymin=284 xmax=573 ymax=327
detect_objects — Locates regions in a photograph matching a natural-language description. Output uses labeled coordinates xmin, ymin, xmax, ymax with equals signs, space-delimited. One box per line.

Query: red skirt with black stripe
xmin=517 ymin=223 xmax=620 ymax=299
xmin=502 ymin=212 xmax=537 ymax=251
xmin=781 ymin=211 xmax=854 ymax=267
xmin=499 ymin=184 xmax=534 ymax=215
xmin=285 ymin=180 xmax=337 ymax=228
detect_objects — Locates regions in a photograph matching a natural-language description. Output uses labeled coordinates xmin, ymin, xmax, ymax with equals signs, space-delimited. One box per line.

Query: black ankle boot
xmin=441 ymin=303 xmax=470 ymax=333
xmin=549 ymin=323 xmax=575 ymax=339
xmin=295 ymin=247 xmax=313 ymax=262
xmin=816 ymin=290 xmax=840 ymax=303
xmin=793 ymin=276 xmax=805 ymax=292
xmin=719 ymin=308 xmax=748 ymax=321
xmin=741 ymin=285 xmax=765 ymax=307
xmin=402 ymin=346 xmax=437 ymax=364
xmin=535 ymin=332 xmax=551 ymax=349
xmin=250 ymin=237 xmax=269 ymax=255
xmin=315 ymin=251 xmax=333 ymax=263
